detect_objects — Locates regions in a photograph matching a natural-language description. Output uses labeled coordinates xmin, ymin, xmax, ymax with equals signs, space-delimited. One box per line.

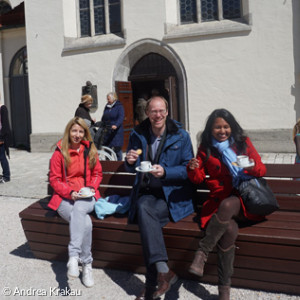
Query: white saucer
xmin=135 ymin=166 xmax=156 ymax=173
xmin=78 ymin=192 xmax=95 ymax=198
xmin=236 ymin=161 xmax=255 ymax=168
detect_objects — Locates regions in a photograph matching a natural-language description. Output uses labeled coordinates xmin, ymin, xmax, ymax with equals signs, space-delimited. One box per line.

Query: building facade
xmin=1 ymin=0 xmax=299 ymax=152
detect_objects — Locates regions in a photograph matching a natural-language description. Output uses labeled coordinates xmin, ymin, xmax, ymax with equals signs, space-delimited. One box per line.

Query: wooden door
xmin=165 ymin=76 xmax=178 ymax=121
xmin=115 ymin=81 xmax=134 ymax=152
xmin=9 ymin=47 xmax=31 ymax=150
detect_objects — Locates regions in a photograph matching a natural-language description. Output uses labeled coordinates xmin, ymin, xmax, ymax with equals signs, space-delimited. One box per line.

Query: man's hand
xmin=150 ymin=164 xmax=165 ymax=178
xmin=126 ymin=149 xmax=139 ymax=165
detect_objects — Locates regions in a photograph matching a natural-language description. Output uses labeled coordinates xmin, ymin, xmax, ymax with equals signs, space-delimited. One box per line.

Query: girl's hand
xmin=188 ymin=158 xmax=199 ymax=170
xmin=71 ymin=191 xmax=79 ymax=201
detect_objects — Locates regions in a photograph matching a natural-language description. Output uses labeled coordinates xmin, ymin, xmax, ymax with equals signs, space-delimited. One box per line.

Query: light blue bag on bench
xmin=94 ymin=195 xmax=130 ymax=219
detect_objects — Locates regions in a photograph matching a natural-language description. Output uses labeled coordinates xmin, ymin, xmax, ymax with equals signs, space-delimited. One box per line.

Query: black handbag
xmin=238 ymin=178 xmax=279 ymax=216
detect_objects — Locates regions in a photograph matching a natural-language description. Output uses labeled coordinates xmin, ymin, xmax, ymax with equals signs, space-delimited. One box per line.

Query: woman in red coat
xmin=48 ymin=117 xmax=102 ymax=288
xmin=187 ymin=109 xmax=266 ymax=300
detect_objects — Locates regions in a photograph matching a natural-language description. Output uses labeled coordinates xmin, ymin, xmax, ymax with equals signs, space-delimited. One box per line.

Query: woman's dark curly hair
xmin=201 ymin=108 xmax=247 ymax=157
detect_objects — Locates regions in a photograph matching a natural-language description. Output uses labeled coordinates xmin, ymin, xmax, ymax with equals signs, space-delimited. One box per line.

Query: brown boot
xmin=218 ymin=285 xmax=230 ymax=300
xmin=152 ymin=269 xmax=178 ymax=299
xmin=217 ymin=244 xmax=235 ymax=300
xmin=189 ymin=214 xmax=229 ymax=277
xmin=188 ymin=250 xmax=207 ymax=277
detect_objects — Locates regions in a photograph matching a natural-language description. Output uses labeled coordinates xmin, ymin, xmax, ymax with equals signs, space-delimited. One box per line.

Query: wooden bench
xmin=19 ymin=161 xmax=300 ymax=295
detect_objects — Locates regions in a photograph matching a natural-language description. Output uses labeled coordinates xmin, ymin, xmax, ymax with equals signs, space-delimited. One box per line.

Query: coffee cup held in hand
xmin=140 ymin=161 xmax=152 ymax=171
xmin=78 ymin=187 xmax=91 ymax=197
xmin=237 ymin=155 xmax=250 ymax=167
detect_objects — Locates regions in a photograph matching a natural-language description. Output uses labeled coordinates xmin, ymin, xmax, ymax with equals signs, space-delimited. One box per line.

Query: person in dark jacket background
xmin=0 ymin=100 xmax=11 ymax=183
xmin=101 ymin=92 xmax=124 ymax=160
xmin=75 ymin=94 xmax=96 ymax=139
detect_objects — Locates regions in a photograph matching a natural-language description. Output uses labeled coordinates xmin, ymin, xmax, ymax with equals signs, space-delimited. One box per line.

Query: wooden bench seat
xmin=19 ymin=161 xmax=300 ymax=295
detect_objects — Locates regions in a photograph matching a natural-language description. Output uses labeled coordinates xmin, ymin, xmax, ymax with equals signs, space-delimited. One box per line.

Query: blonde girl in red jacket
xmin=48 ymin=117 xmax=102 ymax=288
xmin=187 ymin=109 xmax=266 ymax=300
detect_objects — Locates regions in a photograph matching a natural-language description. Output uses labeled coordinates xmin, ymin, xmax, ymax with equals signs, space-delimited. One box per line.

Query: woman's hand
xmin=71 ymin=191 xmax=79 ymax=201
xmin=111 ymin=125 xmax=117 ymax=130
xmin=188 ymin=158 xmax=199 ymax=170
xmin=243 ymin=158 xmax=255 ymax=171
xmin=151 ymin=164 xmax=165 ymax=178
xmin=126 ymin=149 xmax=139 ymax=165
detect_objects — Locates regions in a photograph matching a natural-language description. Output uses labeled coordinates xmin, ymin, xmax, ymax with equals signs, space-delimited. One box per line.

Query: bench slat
xmin=267 ymin=179 xmax=300 ymax=194
xmin=265 ymin=163 xmax=300 ymax=178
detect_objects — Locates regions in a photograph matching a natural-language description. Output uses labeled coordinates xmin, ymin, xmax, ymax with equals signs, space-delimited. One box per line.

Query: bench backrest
xmin=99 ymin=161 xmax=300 ymax=213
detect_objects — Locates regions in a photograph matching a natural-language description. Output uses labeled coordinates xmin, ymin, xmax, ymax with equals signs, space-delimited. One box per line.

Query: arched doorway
xmin=9 ymin=46 xmax=31 ymax=150
xmin=113 ymin=39 xmax=188 ymax=150
xmin=129 ymin=53 xmax=179 ymax=122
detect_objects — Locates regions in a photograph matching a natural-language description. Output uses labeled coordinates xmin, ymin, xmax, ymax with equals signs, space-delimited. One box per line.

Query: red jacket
xmin=48 ymin=140 xmax=102 ymax=211
xmin=187 ymin=137 xmax=266 ymax=228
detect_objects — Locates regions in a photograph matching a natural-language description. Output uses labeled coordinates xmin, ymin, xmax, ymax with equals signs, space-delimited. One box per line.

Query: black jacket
xmin=0 ymin=105 xmax=11 ymax=157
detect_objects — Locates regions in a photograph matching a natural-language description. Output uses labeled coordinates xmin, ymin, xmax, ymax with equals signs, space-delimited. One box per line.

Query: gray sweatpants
xmin=57 ymin=197 xmax=95 ymax=264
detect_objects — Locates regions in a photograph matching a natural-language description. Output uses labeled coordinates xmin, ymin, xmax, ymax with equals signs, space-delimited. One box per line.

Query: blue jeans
xmin=0 ymin=144 xmax=10 ymax=180
xmin=136 ymin=194 xmax=170 ymax=285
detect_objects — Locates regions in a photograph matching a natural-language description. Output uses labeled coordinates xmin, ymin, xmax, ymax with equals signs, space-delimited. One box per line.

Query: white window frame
xmin=63 ymin=0 xmax=125 ymax=54
xmin=164 ymin=0 xmax=251 ymax=41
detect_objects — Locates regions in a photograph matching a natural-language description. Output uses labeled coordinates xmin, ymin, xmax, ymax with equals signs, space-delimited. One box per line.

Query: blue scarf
xmin=212 ymin=137 xmax=253 ymax=188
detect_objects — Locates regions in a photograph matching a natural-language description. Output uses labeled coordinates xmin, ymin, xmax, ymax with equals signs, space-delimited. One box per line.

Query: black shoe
xmin=135 ymin=285 xmax=156 ymax=300
xmin=0 ymin=177 xmax=10 ymax=183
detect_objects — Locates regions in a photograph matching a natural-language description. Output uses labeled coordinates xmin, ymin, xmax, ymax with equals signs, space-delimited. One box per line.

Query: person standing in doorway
xmin=125 ymin=96 xmax=195 ymax=299
xmin=135 ymin=93 xmax=149 ymax=124
xmin=0 ymin=98 xmax=11 ymax=183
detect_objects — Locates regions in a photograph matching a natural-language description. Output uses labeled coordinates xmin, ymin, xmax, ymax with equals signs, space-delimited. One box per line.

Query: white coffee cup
xmin=79 ymin=187 xmax=91 ymax=197
xmin=236 ymin=155 xmax=250 ymax=166
xmin=140 ymin=161 xmax=152 ymax=171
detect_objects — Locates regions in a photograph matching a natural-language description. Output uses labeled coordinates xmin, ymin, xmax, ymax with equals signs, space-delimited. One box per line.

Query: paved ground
xmin=0 ymin=149 xmax=299 ymax=300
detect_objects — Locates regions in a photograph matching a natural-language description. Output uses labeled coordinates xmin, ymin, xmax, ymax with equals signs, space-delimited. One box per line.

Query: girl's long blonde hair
xmin=293 ymin=119 xmax=300 ymax=140
xmin=61 ymin=117 xmax=98 ymax=168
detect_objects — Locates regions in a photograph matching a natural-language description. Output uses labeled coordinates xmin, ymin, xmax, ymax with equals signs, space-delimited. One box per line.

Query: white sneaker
xmin=82 ymin=263 xmax=94 ymax=287
xmin=67 ymin=256 xmax=79 ymax=278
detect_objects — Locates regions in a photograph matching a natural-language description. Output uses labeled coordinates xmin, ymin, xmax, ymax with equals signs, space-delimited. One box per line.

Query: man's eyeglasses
xmin=148 ymin=109 xmax=167 ymax=116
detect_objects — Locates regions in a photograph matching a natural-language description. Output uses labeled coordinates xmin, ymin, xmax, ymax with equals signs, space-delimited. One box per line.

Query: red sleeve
xmin=243 ymin=137 xmax=266 ymax=177
xmin=187 ymin=146 xmax=207 ymax=184
xmin=49 ymin=150 xmax=73 ymax=199
xmin=87 ymin=156 xmax=103 ymax=190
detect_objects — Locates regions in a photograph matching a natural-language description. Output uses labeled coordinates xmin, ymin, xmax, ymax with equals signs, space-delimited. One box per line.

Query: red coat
xmin=187 ymin=137 xmax=266 ymax=228
xmin=48 ymin=140 xmax=102 ymax=211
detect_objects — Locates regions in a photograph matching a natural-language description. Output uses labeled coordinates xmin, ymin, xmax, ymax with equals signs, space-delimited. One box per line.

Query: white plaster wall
xmin=176 ymin=0 xmax=295 ymax=144
xmin=164 ymin=0 xmax=296 ymax=147
xmin=25 ymin=0 xmax=297 ymax=146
